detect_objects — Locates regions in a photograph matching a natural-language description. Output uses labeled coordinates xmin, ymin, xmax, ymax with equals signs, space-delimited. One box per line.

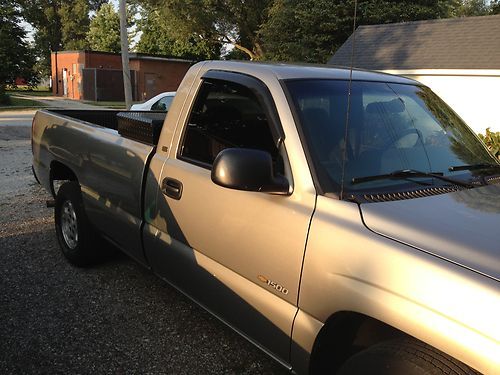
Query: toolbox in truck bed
xmin=117 ymin=111 xmax=167 ymax=145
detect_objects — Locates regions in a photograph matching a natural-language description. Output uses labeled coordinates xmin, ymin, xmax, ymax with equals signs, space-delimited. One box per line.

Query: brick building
xmin=51 ymin=50 xmax=193 ymax=101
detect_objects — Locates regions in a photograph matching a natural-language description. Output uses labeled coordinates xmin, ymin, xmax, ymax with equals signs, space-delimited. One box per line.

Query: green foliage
xmin=359 ymin=0 xmax=459 ymax=21
xmin=0 ymin=94 xmax=10 ymax=106
xmin=138 ymin=0 xmax=272 ymax=60
xmin=454 ymin=0 xmax=490 ymax=16
xmin=0 ymin=94 xmax=44 ymax=109
xmin=261 ymin=0 xmax=459 ymax=63
xmin=6 ymin=87 xmax=51 ymax=95
xmin=16 ymin=0 xmax=62 ymax=76
xmin=135 ymin=4 xmax=221 ymax=60
xmin=86 ymin=2 xmax=136 ymax=53
xmin=491 ymin=0 xmax=500 ymax=14
xmin=87 ymin=3 xmax=121 ymax=52
xmin=0 ymin=0 xmax=39 ymax=103
xmin=478 ymin=129 xmax=500 ymax=160
xmin=136 ymin=0 xmax=471 ymax=63
xmin=260 ymin=0 xmax=346 ymax=63
xmin=137 ymin=0 xmax=499 ymax=64
xmin=15 ymin=0 xmax=500 ymax=80
xmin=59 ymin=0 xmax=91 ymax=50
xmin=17 ymin=0 xmax=106 ymax=75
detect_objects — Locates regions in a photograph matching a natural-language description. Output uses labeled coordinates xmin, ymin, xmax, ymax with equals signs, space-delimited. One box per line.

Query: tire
xmin=54 ymin=181 xmax=102 ymax=266
xmin=337 ymin=338 xmax=478 ymax=375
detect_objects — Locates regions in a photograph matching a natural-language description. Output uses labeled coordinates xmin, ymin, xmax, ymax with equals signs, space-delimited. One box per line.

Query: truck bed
xmin=32 ymin=109 xmax=165 ymax=264
xmin=42 ymin=109 xmax=167 ymax=145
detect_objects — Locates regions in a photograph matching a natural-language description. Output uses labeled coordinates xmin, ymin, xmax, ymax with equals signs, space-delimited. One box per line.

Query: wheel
xmin=54 ymin=181 xmax=102 ymax=266
xmin=337 ymin=338 xmax=478 ymax=375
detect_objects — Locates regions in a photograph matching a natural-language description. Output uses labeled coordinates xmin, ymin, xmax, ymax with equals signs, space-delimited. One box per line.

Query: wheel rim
xmin=61 ymin=200 xmax=78 ymax=249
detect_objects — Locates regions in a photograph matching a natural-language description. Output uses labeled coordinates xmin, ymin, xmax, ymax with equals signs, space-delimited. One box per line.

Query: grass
xmin=6 ymin=87 xmax=52 ymax=97
xmin=82 ymin=100 xmax=126 ymax=109
xmin=0 ymin=94 xmax=46 ymax=111
xmin=7 ymin=85 xmax=50 ymax=91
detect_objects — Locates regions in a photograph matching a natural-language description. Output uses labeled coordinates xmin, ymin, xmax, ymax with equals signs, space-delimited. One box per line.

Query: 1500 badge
xmin=258 ymin=275 xmax=289 ymax=295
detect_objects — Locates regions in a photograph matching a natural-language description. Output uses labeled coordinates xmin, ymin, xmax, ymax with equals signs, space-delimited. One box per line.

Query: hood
xmin=360 ymin=184 xmax=500 ymax=282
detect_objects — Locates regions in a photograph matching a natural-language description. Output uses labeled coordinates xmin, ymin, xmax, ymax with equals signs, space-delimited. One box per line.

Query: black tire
xmin=54 ymin=181 xmax=102 ymax=266
xmin=337 ymin=338 xmax=478 ymax=375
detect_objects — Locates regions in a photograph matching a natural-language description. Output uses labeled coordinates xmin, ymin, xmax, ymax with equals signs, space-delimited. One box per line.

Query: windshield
xmin=286 ymin=79 xmax=498 ymax=197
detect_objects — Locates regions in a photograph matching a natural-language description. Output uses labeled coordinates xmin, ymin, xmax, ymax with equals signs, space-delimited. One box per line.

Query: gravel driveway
xmin=0 ymin=123 xmax=288 ymax=374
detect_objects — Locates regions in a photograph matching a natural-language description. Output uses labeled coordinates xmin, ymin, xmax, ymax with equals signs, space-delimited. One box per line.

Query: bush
xmin=478 ymin=128 xmax=500 ymax=160
xmin=0 ymin=95 xmax=10 ymax=105
xmin=0 ymin=86 xmax=11 ymax=105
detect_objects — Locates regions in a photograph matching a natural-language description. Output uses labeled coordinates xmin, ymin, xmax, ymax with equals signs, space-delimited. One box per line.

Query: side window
xmin=179 ymin=79 xmax=279 ymax=168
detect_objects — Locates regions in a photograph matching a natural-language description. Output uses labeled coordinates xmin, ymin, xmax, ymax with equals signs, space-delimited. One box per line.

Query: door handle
xmin=161 ymin=177 xmax=183 ymax=200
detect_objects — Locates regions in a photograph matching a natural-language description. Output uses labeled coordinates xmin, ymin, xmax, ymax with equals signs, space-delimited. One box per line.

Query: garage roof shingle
xmin=328 ymin=15 xmax=500 ymax=70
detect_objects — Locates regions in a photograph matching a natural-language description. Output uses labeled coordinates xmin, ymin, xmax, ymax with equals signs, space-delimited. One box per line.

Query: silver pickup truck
xmin=32 ymin=61 xmax=500 ymax=374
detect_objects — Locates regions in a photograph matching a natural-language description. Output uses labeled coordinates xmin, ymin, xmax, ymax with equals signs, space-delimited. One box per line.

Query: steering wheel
xmin=385 ymin=128 xmax=423 ymax=149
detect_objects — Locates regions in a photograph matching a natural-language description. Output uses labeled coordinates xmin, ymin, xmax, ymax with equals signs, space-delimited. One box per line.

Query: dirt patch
xmin=0 ymin=140 xmax=36 ymax=201
xmin=0 ymin=126 xmax=31 ymax=141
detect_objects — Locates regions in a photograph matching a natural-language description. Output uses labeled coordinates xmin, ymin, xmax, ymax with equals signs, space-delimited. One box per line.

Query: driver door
xmin=145 ymin=72 xmax=315 ymax=363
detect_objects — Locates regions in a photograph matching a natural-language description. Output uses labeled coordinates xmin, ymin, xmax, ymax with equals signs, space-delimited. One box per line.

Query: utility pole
xmin=119 ymin=0 xmax=133 ymax=110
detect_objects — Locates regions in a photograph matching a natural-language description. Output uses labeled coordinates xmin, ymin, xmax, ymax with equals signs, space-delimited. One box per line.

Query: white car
xmin=131 ymin=92 xmax=175 ymax=111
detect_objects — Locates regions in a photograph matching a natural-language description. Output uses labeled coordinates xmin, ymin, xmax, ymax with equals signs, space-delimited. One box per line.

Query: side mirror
xmin=211 ymin=148 xmax=290 ymax=195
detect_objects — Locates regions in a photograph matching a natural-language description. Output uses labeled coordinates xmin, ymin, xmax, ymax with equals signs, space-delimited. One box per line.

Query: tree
xmin=139 ymin=0 xmax=273 ymax=60
xmin=0 ymin=0 xmax=38 ymax=103
xmin=17 ymin=0 xmax=107 ymax=75
xmin=87 ymin=2 xmax=138 ymax=53
xmin=87 ymin=3 xmax=121 ymax=52
xmin=490 ymin=0 xmax=500 ymax=14
xmin=454 ymin=0 xmax=490 ymax=16
xmin=261 ymin=0 xmax=460 ymax=64
xmin=59 ymin=0 xmax=91 ymax=50
xmin=260 ymin=0 xmax=350 ymax=63
xmin=135 ymin=4 xmax=221 ymax=59
xmin=16 ymin=0 xmax=63 ymax=77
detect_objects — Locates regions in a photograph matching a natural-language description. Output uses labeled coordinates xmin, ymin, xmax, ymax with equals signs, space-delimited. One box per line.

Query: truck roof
xmin=200 ymin=60 xmax=419 ymax=85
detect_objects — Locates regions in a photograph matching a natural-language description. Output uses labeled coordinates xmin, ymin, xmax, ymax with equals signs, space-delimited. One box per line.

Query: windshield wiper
xmin=449 ymin=163 xmax=500 ymax=172
xmin=351 ymin=169 xmax=475 ymax=188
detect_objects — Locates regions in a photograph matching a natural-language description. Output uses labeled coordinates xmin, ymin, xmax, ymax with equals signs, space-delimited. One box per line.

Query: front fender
xmin=295 ymin=196 xmax=500 ymax=374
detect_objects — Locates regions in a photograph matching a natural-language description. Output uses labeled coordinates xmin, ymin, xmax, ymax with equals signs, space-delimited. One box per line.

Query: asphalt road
xmin=0 ymin=113 xmax=289 ymax=374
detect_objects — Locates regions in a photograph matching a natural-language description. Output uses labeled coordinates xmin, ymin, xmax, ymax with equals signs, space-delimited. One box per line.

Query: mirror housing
xmin=211 ymin=148 xmax=290 ymax=195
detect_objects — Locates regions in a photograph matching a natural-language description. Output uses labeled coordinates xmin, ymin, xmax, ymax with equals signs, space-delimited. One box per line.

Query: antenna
xmin=340 ymin=0 xmax=358 ymax=201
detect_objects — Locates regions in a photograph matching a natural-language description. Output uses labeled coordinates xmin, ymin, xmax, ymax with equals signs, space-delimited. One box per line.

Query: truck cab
xmin=32 ymin=61 xmax=500 ymax=374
